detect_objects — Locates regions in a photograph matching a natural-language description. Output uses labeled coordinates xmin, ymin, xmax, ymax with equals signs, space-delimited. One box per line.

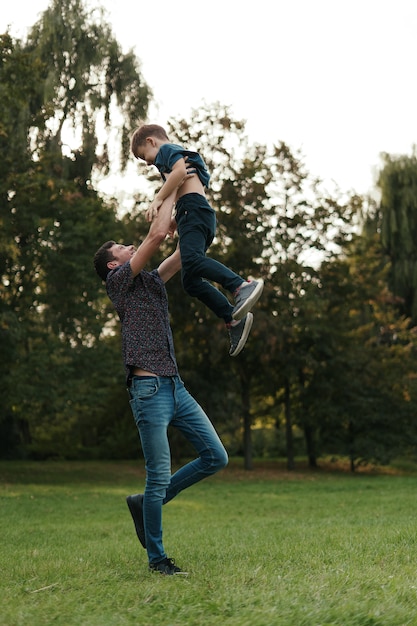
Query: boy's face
xmin=136 ymin=137 xmax=159 ymax=165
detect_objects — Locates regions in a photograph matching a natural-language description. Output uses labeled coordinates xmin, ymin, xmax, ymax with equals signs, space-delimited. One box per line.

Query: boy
xmin=131 ymin=124 xmax=264 ymax=357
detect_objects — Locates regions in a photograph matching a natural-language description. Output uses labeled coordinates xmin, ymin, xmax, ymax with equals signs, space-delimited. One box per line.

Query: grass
xmin=2 ymin=459 xmax=417 ymax=626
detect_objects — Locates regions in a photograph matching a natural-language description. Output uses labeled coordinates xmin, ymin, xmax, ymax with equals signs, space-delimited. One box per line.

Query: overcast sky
xmin=2 ymin=0 xmax=417 ymax=197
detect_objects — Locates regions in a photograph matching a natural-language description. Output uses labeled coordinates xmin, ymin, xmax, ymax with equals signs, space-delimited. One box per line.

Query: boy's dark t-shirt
xmin=154 ymin=143 xmax=210 ymax=188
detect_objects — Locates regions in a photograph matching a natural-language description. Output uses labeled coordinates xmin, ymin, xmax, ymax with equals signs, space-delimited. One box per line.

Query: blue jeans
xmin=128 ymin=374 xmax=228 ymax=564
xmin=176 ymin=193 xmax=243 ymax=322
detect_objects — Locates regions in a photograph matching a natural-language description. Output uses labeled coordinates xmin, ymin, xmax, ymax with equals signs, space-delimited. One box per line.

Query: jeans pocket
xmin=129 ymin=378 xmax=160 ymax=427
xmin=130 ymin=377 xmax=159 ymax=400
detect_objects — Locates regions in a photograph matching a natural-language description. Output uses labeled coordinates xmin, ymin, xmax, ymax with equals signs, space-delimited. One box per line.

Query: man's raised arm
xmin=130 ymin=191 xmax=176 ymax=277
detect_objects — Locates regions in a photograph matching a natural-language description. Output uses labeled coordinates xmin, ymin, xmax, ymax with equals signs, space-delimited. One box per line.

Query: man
xmin=93 ymin=192 xmax=228 ymax=575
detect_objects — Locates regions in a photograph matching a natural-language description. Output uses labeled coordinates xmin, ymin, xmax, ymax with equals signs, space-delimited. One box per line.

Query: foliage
xmin=378 ymin=149 xmax=417 ymax=321
xmin=301 ymin=232 xmax=417 ymax=469
xmin=24 ymin=0 xmax=150 ymax=174
xmin=165 ymin=106 xmax=365 ymax=470
xmin=0 ymin=1 xmax=150 ymax=457
xmin=2 ymin=4 xmax=417 ymax=467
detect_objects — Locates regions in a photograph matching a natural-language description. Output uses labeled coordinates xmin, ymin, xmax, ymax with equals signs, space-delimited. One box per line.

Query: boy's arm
xmin=149 ymin=158 xmax=188 ymax=214
xmin=129 ymin=191 xmax=176 ymax=277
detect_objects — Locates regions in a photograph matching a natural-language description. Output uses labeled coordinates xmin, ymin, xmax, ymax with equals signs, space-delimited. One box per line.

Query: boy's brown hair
xmin=131 ymin=124 xmax=169 ymax=158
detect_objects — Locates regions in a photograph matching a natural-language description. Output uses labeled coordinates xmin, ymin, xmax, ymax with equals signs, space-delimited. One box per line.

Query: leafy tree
xmin=0 ymin=33 xmax=44 ymax=455
xmin=303 ymin=231 xmax=417 ymax=470
xmin=24 ymin=0 xmax=150 ymax=175
xmin=0 ymin=0 xmax=151 ymax=457
xmin=251 ymin=144 xmax=360 ymax=469
xmin=165 ymin=106 xmax=361 ymax=470
xmin=379 ymin=150 xmax=417 ymax=322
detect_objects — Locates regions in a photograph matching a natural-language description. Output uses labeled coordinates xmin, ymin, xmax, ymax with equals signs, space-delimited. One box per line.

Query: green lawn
xmin=1 ymin=459 xmax=417 ymax=626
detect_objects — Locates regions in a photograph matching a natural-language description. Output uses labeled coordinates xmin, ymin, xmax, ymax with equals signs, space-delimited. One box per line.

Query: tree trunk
xmin=304 ymin=425 xmax=318 ymax=468
xmin=243 ymin=408 xmax=253 ymax=471
xmin=348 ymin=420 xmax=356 ymax=472
xmin=284 ymin=378 xmax=295 ymax=470
xmin=241 ymin=369 xmax=253 ymax=470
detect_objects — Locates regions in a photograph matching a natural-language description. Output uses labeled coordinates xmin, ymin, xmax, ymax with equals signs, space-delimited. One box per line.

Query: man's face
xmin=108 ymin=243 xmax=136 ymax=268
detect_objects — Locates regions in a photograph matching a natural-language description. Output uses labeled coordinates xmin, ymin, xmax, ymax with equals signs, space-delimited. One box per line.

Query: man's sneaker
xmin=126 ymin=494 xmax=146 ymax=549
xmin=232 ymin=279 xmax=264 ymax=320
xmin=228 ymin=312 xmax=253 ymax=357
xmin=149 ymin=557 xmax=188 ymax=576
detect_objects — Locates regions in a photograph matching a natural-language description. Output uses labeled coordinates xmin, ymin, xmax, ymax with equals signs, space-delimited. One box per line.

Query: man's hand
xmin=167 ymin=216 xmax=177 ymax=239
xmin=145 ymin=166 xmax=196 ymax=223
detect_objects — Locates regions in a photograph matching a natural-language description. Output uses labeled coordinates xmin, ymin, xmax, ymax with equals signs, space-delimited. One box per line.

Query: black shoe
xmin=228 ymin=312 xmax=253 ymax=357
xmin=126 ymin=494 xmax=146 ymax=549
xmin=149 ymin=557 xmax=188 ymax=576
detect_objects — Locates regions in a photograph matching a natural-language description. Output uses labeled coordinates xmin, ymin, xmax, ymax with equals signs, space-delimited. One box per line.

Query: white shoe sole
xmin=232 ymin=279 xmax=264 ymax=321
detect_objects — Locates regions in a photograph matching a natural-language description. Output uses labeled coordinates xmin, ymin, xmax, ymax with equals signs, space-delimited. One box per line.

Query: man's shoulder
xmin=107 ymin=264 xmax=160 ymax=289
xmin=107 ymin=261 xmax=132 ymax=284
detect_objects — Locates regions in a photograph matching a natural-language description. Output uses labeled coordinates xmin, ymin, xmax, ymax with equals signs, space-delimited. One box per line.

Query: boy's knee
xmin=181 ymin=250 xmax=205 ymax=277
xmin=181 ymin=272 xmax=200 ymax=297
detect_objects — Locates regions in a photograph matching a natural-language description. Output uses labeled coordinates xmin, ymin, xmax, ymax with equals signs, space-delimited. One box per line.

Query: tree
xmin=166 ymin=105 xmax=360 ymax=470
xmin=379 ymin=150 xmax=417 ymax=322
xmin=250 ymin=143 xmax=360 ymax=470
xmin=302 ymin=230 xmax=417 ymax=471
xmin=0 ymin=0 xmax=151 ymax=457
xmin=0 ymin=33 xmax=44 ymax=455
xmin=24 ymin=0 xmax=150 ymax=175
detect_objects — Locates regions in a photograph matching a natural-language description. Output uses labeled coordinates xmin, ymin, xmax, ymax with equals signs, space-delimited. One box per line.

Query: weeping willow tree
xmin=25 ymin=0 xmax=151 ymax=176
xmin=379 ymin=149 xmax=417 ymax=323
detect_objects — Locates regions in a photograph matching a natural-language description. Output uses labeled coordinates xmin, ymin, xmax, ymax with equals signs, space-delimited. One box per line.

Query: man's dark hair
xmin=93 ymin=240 xmax=116 ymax=281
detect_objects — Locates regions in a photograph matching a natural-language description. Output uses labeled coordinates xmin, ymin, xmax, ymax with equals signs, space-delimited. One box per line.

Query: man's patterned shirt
xmin=106 ymin=262 xmax=178 ymax=383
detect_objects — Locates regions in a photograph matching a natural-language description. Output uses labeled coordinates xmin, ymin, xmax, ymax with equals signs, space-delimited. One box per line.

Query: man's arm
xmin=157 ymin=244 xmax=181 ymax=283
xmin=129 ymin=191 xmax=176 ymax=277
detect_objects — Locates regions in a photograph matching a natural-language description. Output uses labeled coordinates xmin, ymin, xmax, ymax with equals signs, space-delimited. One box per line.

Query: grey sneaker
xmin=232 ymin=279 xmax=264 ymax=320
xmin=228 ymin=312 xmax=253 ymax=357
xmin=149 ymin=557 xmax=188 ymax=576
xmin=126 ymin=494 xmax=146 ymax=549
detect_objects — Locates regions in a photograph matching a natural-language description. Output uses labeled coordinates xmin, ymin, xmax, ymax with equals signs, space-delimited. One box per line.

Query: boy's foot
xmin=232 ymin=279 xmax=264 ymax=320
xmin=149 ymin=557 xmax=188 ymax=576
xmin=126 ymin=494 xmax=146 ymax=549
xmin=228 ymin=312 xmax=253 ymax=357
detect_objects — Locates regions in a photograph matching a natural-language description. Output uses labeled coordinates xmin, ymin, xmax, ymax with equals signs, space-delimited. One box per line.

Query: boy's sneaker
xmin=232 ymin=279 xmax=264 ymax=320
xmin=149 ymin=557 xmax=188 ymax=576
xmin=228 ymin=312 xmax=253 ymax=357
xmin=126 ymin=494 xmax=146 ymax=549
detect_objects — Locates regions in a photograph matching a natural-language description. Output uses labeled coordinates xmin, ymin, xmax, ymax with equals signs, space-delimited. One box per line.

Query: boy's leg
xmin=178 ymin=208 xmax=242 ymax=321
xmin=179 ymin=216 xmax=258 ymax=356
xmin=163 ymin=377 xmax=228 ymax=505
xmin=179 ymin=207 xmax=263 ymax=325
